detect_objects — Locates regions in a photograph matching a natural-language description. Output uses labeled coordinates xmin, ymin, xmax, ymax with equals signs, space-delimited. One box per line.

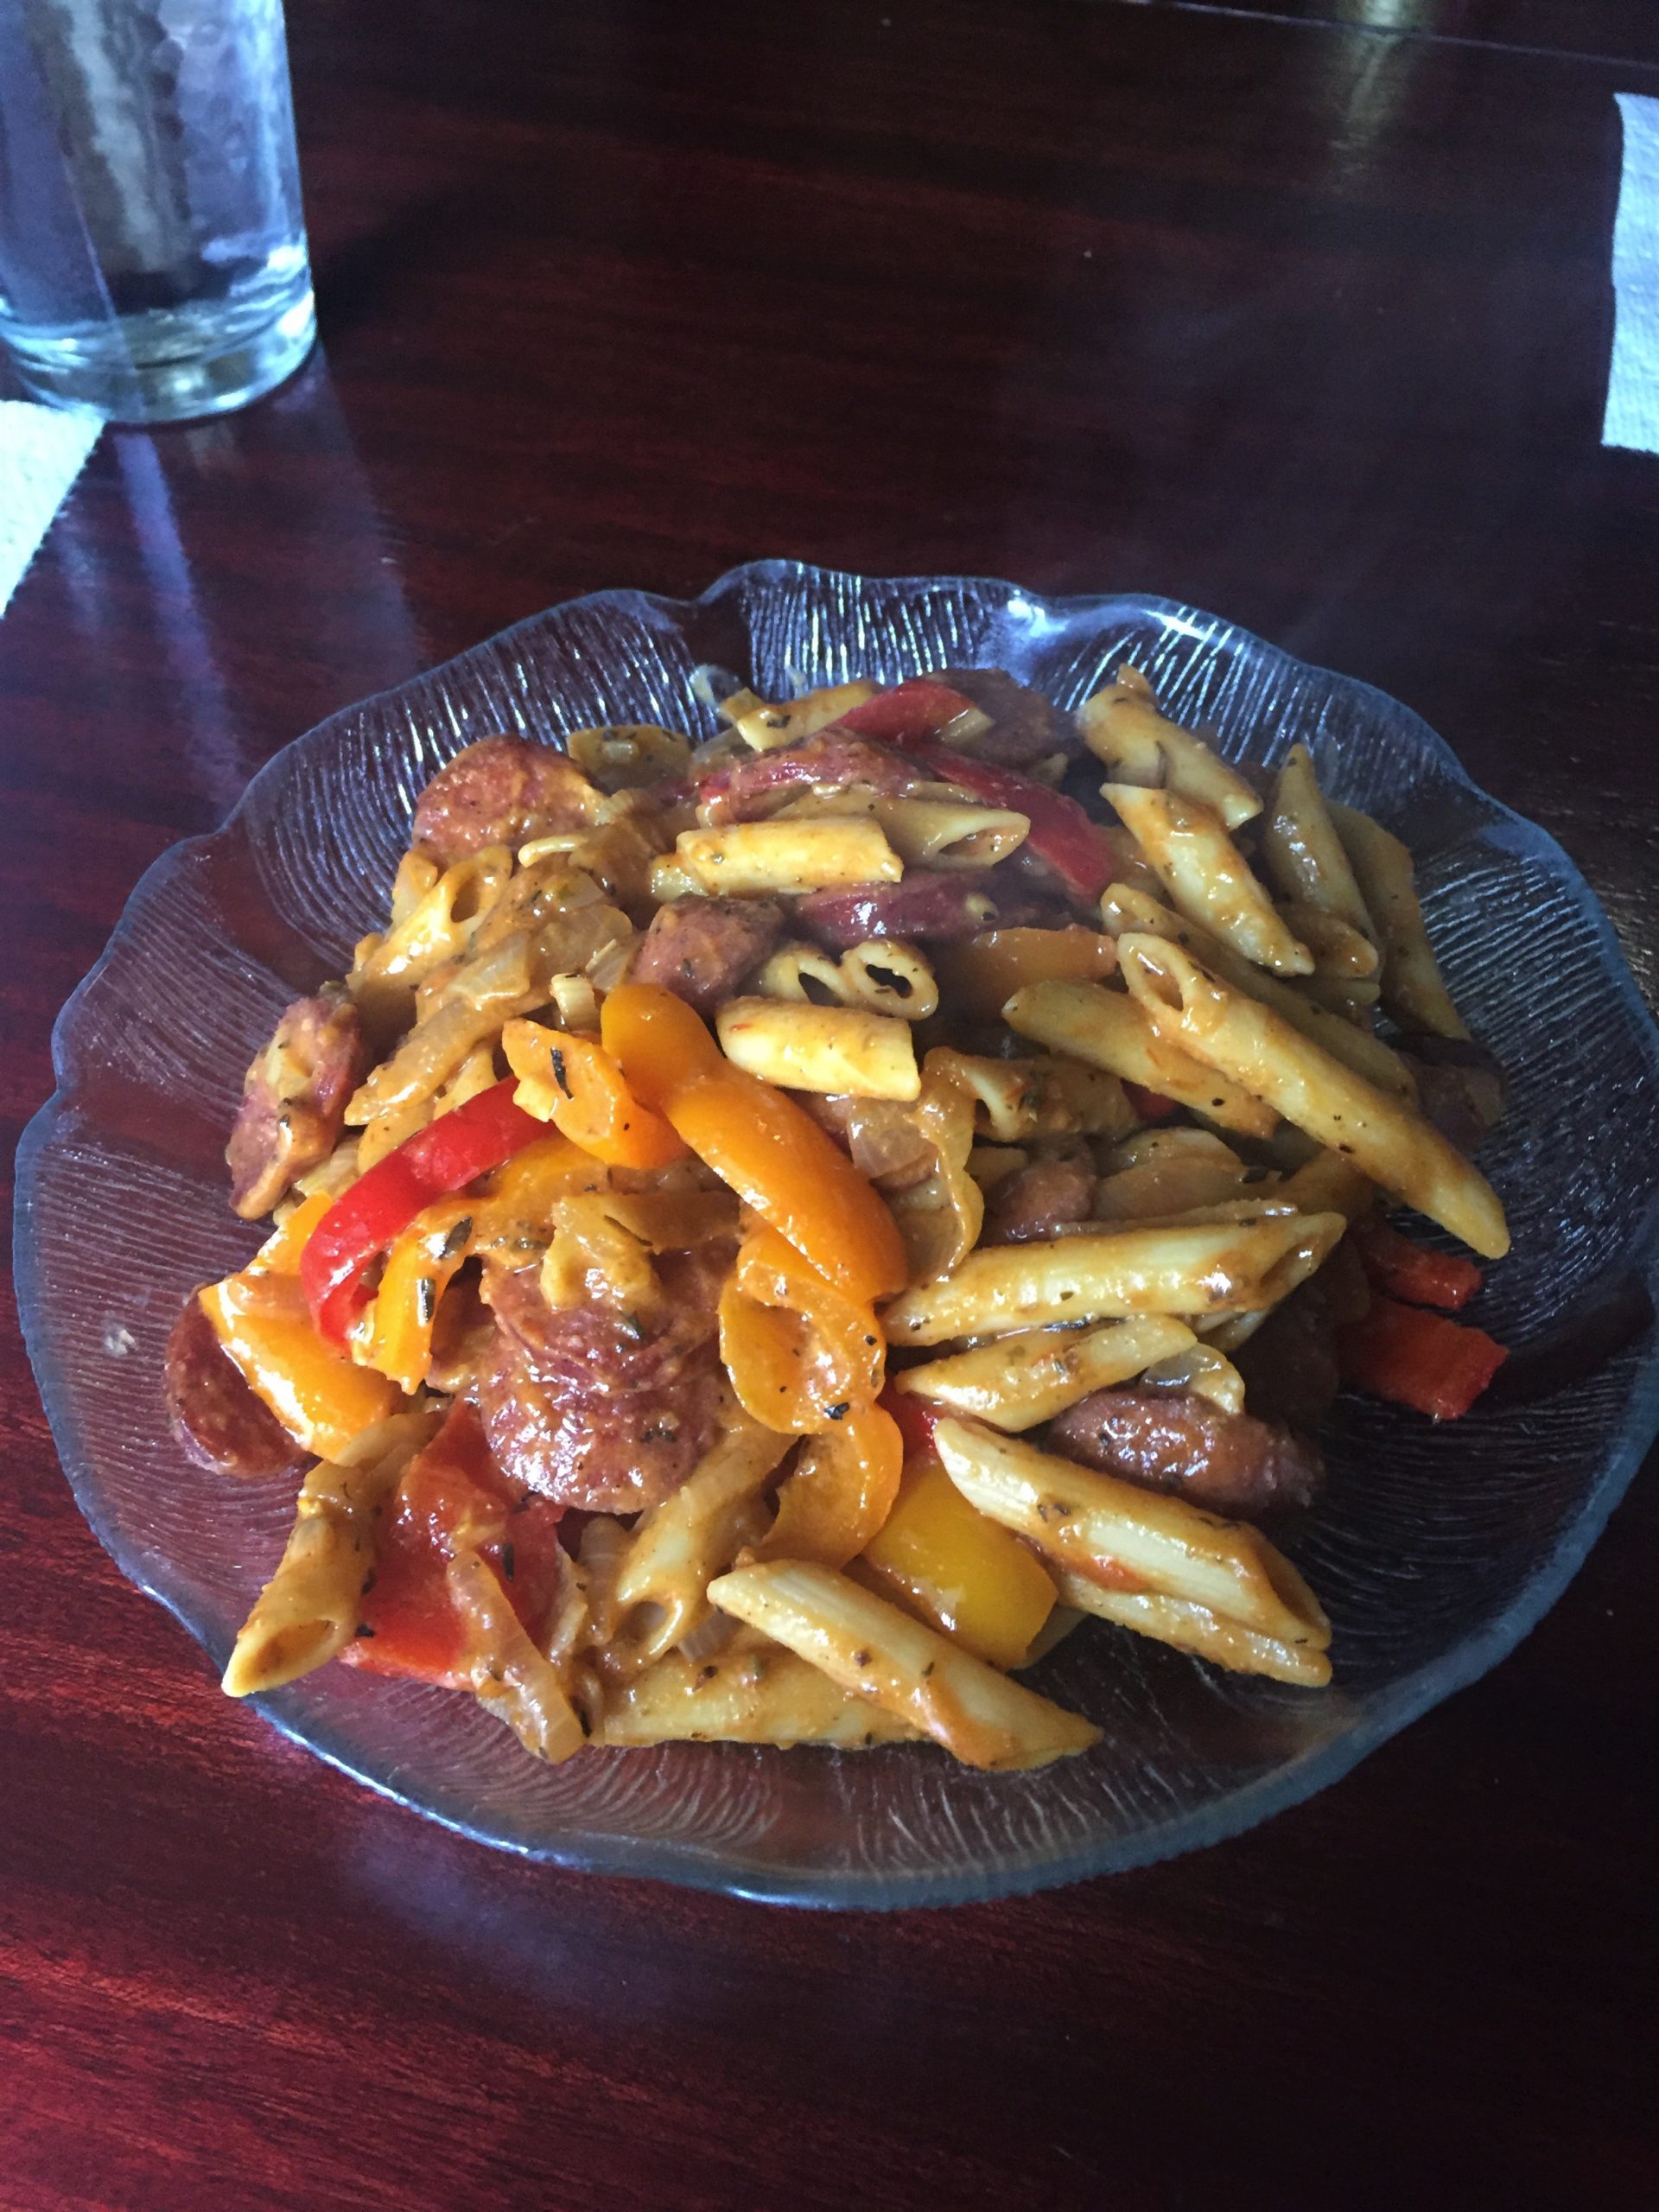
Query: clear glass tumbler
xmin=0 ymin=0 xmax=315 ymax=423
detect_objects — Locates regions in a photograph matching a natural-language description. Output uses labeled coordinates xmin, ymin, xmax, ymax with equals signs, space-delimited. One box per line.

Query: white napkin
xmin=1604 ymin=92 xmax=1659 ymax=453
xmin=0 ymin=398 xmax=101 ymax=615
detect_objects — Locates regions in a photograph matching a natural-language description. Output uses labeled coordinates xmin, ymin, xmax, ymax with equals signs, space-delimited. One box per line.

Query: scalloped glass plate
xmin=16 ymin=562 xmax=1659 ymax=1907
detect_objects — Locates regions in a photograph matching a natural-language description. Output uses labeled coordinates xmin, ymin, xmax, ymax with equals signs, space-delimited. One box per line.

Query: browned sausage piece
xmin=226 ymin=988 xmax=366 ymax=1221
xmin=1232 ymin=1239 xmax=1371 ymax=1431
xmin=476 ymin=1244 xmax=731 ymax=1512
xmin=412 ymin=735 xmax=601 ymax=864
xmin=626 ymin=896 xmax=783 ymax=1015
xmin=927 ymin=667 xmax=1078 ymax=771
xmin=795 ymin=864 xmax=1058 ymax=950
xmin=163 ymin=1292 xmax=308 ymax=1480
xmin=1046 ymin=1387 xmax=1323 ymax=1517
xmin=982 ymin=1143 xmax=1096 ymax=1244
xmin=694 ymin=728 xmax=930 ymax=826
xmin=1396 ymin=1035 xmax=1507 ymax=1157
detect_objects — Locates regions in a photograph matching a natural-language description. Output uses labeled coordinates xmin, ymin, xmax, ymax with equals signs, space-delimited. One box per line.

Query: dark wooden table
xmin=3 ymin=4 xmax=1655 ymax=2207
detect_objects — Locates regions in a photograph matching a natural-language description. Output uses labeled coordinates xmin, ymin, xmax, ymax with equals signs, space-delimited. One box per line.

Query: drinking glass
xmin=0 ymin=0 xmax=315 ymax=424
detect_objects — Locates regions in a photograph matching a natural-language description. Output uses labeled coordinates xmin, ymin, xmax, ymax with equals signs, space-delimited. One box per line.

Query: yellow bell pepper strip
xmin=200 ymin=1267 xmax=402 ymax=1462
xmin=718 ymin=1226 xmax=887 ymax=1434
xmin=601 ymin=982 xmax=907 ymax=1304
xmin=359 ymin=1196 xmax=476 ymax=1396
xmin=856 ymin=1458 xmax=1058 ymax=1671
xmin=473 ymin=1129 xmax=603 ymax=1233
xmin=933 ymin=926 xmax=1120 ymax=1022
xmin=756 ymin=1404 xmax=904 ymax=1567
xmin=251 ymin=1190 xmax=336 ymax=1274
xmin=500 ymin=1018 xmax=687 ymax=1171
xmin=301 ymin=1077 xmax=545 ymax=1349
xmin=359 ymin=1134 xmax=613 ymax=1394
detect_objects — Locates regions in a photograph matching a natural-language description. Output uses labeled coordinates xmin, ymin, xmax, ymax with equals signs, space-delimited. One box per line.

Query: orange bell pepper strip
xmin=359 ymin=1196 xmax=476 ymax=1396
xmin=200 ymin=1192 xmax=404 ymax=1458
xmin=718 ymin=1226 xmax=887 ymax=1433
xmin=200 ymin=1268 xmax=403 ymax=1460
xmin=501 ymin=1019 xmax=686 ymax=1171
xmin=856 ymin=1459 xmax=1058 ymax=1670
xmin=934 ymin=927 xmax=1120 ymax=1022
xmin=756 ymin=1405 xmax=904 ymax=1567
xmin=602 ymin=982 xmax=907 ymax=1304
xmin=600 ymin=980 xmax=722 ymax=1105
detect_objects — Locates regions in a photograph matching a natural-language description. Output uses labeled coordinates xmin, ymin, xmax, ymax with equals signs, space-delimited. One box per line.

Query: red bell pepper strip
xmin=880 ymin=1382 xmax=943 ymax=1465
xmin=1338 ymin=1294 xmax=1507 ymax=1421
xmin=341 ymin=1402 xmax=567 ymax=1688
xmin=1351 ymin=1217 xmax=1483 ymax=1312
xmin=301 ymin=1078 xmax=543 ymax=1347
xmin=836 ymin=679 xmax=982 ymax=747
xmin=912 ymin=744 xmax=1112 ymax=902
xmin=1122 ymin=1082 xmax=1180 ymax=1125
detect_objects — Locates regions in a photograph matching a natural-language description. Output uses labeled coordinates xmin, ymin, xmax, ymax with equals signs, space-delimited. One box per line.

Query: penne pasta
xmin=1118 ymin=933 xmax=1508 ymax=1257
xmin=706 ymin=1560 xmax=1102 ymax=1770
xmin=841 ymin=940 xmax=939 ymax=1021
xmin=445 ymin=1545 xmax=588 ymax=1764
xmin=1052 ymin=1573 xmax=1332 ymax=1686
xmin=1093 ymin=1128 xmax=1265 ymax=1222
xmin=873 ymin=795 xmax=1030 ymax=870
xmin=1002 ymin=979 xmax=1278 ymax=1137
xmin=1275 ymin=900 xmax=1379 ymax=978
xmin=677 ymin=817 xmax=902 ymax=897
xmin=1260 ymin=743 xmax=1376 ymax=941
xmin=222 ymin=1413 xmax=438 ymax=1699
xmin=1077 ymin=668 xmax=1263 ymax=830
xmin=931 ymin=1419 xmax=1332 ymax=1657
xmin=349 ymin=844 xmax=516 ymax=1024
xmin=754 ymin=938 xmax=939 ymax=1023
xmin=648 ymin=854 xmax=704 ymax=903
xmin=1274 ymin=1147 xmax=1374 ymax=1222
xmin=1137 ymin=1338 xmax=1247 ymax=1414
xmin=881 ymin=1210 xmax=1346 ymax=1344
xmin=564 ymin=723 xmax=692 ymax=791
xmin=728 ymin=679 xmax=877 ymax=753
xmin=1105 ymin=783 xmax=1314 ymax=976
xmin=893 ymin=1313 xmax=1196 ymax=1429
xmin=594 ymin=1646 xmax=918 ymax=1748
xmin=1099 ymin=881 xmax=1416 ymax=1099
xmin=607 ymin=1400 xmax=792 ymax=1665
xmin=1330 ymin=801 xmax=1471 ymax=1039
xmin=715 ymin=995 xmax=921 ymax=1101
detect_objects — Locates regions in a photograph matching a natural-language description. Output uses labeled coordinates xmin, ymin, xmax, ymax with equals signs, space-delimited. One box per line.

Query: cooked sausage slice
xmin=795 ymin=864 xmax=1058 ymax=950
xmin=982 ymin=1143 xmax=1096 ymax=1244
xmin=476 ymin=1245 xmax=730 ymax=1512
xmin=412 ymin=735 xmax=601 ymax=864
xmin=1233 ymin=1239 xmax=1371 ymax=1431
xmin=1396 ymin=1035 xmax=1507 ymax=1156
xmin=226 ymin=988 xmax=365 ymax=1221
xmin=928 ymin=667 xmax=1078 ymax=771
xmin=694 ymin=729 xmax=930 ymax=826
xmin=626 ymin=896 xmax=783 ymax=1014
xmin=163 ymin=1292 xmax=307 ymax=1480
xmin=1046 ymin=1386 xmax=1323 ymax=1516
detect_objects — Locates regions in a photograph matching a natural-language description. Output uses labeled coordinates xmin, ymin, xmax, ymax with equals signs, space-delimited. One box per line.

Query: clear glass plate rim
xmin=14 ymin=557 xmax=1659 ymax=1910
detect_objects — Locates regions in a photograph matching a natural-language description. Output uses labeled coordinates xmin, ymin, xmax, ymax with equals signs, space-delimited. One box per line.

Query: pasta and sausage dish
xmin=164 ymin=664 xmax=1511 ymax=1772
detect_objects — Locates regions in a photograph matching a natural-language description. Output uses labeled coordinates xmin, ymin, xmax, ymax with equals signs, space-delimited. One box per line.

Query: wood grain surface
xmin=2 ymin=4 xmax=1653 ymax=2208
